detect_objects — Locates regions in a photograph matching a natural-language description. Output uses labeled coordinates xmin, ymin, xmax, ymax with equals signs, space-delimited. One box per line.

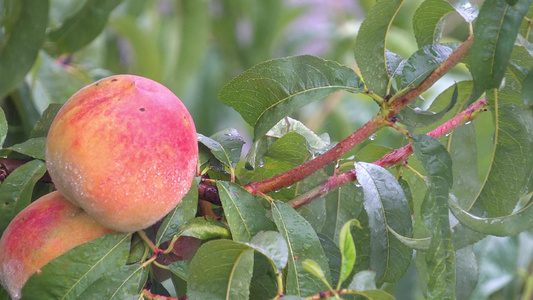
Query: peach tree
xmin=1 ymin=0 xmax=533 ymax=299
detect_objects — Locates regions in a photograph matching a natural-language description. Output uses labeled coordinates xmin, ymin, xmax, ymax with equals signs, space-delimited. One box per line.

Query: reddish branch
xmin=244 ymin=34 xmax=474 ymax=196
xmin=141 ymin=289 xmax=186 ymax=300
xmin=288 ymin=98 xmax=488 ymax=209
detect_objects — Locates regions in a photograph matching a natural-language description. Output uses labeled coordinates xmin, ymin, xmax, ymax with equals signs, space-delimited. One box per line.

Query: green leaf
xmin=453 ymin=0 xmax=479 ymax=23
xmin=350 ymin=290 xmax=395 ymax=300
xmin=167 ymin=260 xmax=190 ymax=282
xmin=470 ymin=0 xmax=532 ymax=100
xmin=219 ymin=55 xmax=365 ymax=140
xmin=217 ymin=181 xmax=276 ymax=242
xmin=322 ymin=183 xmax=364 ymax=245
xmin=338 ymin=219 xmax=362 ymax=288
xmin=272 ymin=201 xmax=331 ymax=297
xmin=398 ymin=82 xmax=458 ymax=128
xmin=246 ymin=231 xmax=288 ymax=272
xmin=0 ymin=137 xmax=47 ymax=160
xmin=479 ymin=89 xmax=533 ymax=216
xmin=412 ymin=134 xmax=455 ymax=299
xmin=348 ymin=270 xmax=377 ymax=291
xmin=347 ymin=271 xmax=396 ymax=300
xmin=29 ymin=52 xmax=89 ymax=112
xmin=245 ymin=117 xmax=329 ymax=170
xmin=238 ymin=132 xmax=321 ymax=201
xmin=401 ymin=44 xmax=457 ymax=89
xmin=0 ymin=108 xmax=7 ymax=146
xmin=469 ymin=236 xmax=518 ymax=299
xmin=197 ymin=128 xmax=245 ymax=170
xmin=77 ymin=263 xmax=148 ymax=299
xmin=455 ymin=246 xmax=478 ymax=300
xmin=387 ymin=225 xmax=430 ymax=251
xmin=355 ymin=144 xmax=393 ymax=162
xmin=0 ymin=159 xmax=46 ymax=233
xmin=156 ymin=179 xmax=198 ymax=245
xmin=354 ymin=162 xmax=413 ymax=283
xmin=47 ymin=0 xmax=123 ymax=54
xmin=386 ymin=50 xmax=406 ymax=85
xmin=301 ymin=259 xmax=328 ymax=285
xmin=30 ymin=103 xmax=63 ymax=138
xmin=317 ymin=234 xmax=342 ymax=288
xmin=22 ymin=234 xmax=131 ymax=299
xmin=523 ymin=70 xmax=533 ymax=106
xmin=0 ymin=0 xmax=48 ymax=99
xmin=188 ymin=239 xmax=254 ymax=300
xmin=177 ymin=217 xmax=231 ymax=240
xmin=412 ymin=0 xmax=455 ymax=47
xmin=354 ymin=0 xmax=405 ymax=97
xmin=449 ymin=193 xmax=533 ymax=236
xmin=48 ymin=0 xmax=87 ymax=30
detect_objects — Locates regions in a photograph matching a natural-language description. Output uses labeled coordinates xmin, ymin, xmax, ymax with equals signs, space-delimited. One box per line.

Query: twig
xmin=288 ymin=97 xmax=488 ymax=209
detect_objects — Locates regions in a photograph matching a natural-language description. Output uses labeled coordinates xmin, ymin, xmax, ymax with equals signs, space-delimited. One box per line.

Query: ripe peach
xmin=0 ymin=191 xmax=115 ymax=300
xmin=46 ymin=75 xmax=198 ymax=232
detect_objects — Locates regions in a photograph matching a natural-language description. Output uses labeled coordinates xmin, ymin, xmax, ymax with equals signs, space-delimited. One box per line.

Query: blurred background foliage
xmin=3 ymin=0 xmax=532 ymax=299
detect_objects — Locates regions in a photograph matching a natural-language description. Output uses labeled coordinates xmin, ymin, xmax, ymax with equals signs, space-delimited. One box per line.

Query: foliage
xmin=1 ymin=0 xmax=533 ymax=299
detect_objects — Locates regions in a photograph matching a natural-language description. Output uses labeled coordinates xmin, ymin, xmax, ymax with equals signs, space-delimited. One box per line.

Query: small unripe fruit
xmin=0 ymin=191 xmax=115 ymax=300
xmin=46 ymin=75 xmax=198 ymax=232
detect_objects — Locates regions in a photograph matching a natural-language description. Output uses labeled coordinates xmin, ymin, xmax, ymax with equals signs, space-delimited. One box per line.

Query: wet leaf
xmin=30 ymin=103 xmax=63 ymax=138
xmin=198 ymin=128 xmax=245 ymax=170
xmin=449 ymin=193 xmax=533 ymax=236
xmin=413 ymin=0 xmax=455 ymax=47
xmin=478 ymin=89 xmax=533 ymax=216
xmin=0 ymin=109 xmax=7 ymax=147
xmin=0 ymin=160 xmax=47 ymax=233
xmin=0 ymin=0 xmax=48 ymax=99
xmin=355 ymin=162 xmax=413 ymax=283
xmin=177 ymin=217 xmax=231 ymax=240
xmin=398 ymin=82 xmax=458 ymax=128
xmin=188 ymin=239 xmax=254 ymax=300
xmin=354 ymin=0 xmax=404 ymax=97
xmin=219 ymin=55 xmax=365 ymax=140
xmin=322 ymin=183 xmax=364 ymax=245
xmin=272 ymin=201 xmax=331 ymax=297
xmin=0 ymin=137 xmax=46 ymax=160
xmin=412 ymin=134 xmax=455 ymax=299
xmin=246 ymin=231 xmax=289 ymax=272
xmin=245 ymin=117 xmax=329 ymax=170
xmin=47 ymin=0 xmax=123 ymax=54
xmin=470 ymin=0 xmax=532 ymax=101
xmin=217 ymin=181 xmax=276 ymax=242
xmin=156 ymin=179 xmax=198 ymax=245
xmin=401 ymin=44 xmax=457 ymax=89
xmin=338 ymin=219 xmax=361 ymax=287
xmin=77 ymin=263 xmax=148 ymax=299
xmin=23 ymin=234 xmax=131 ymax=299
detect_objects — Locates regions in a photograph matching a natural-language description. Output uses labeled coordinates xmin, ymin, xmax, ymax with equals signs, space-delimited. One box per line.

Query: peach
xmin=45 ymin=75 xmax=198 ymax=232
xmin=0 ymin=191 xmax=115 ymax=300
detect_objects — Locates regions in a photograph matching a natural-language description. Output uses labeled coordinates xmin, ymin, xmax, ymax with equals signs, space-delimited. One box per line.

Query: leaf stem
xmin=288 ymin=97 xmax=487 ymax=209
xmin=138 ymin=230 xmax=158 ymax=254
xmin=245 ymin=34 xmax=474 ymax=196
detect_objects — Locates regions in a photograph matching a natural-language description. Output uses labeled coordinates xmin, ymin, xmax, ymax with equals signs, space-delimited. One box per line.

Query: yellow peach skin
xmin=0 ymin=191 xmax=115 ymax=300
xmin=46 ymin=75 xmax=198 ymax=232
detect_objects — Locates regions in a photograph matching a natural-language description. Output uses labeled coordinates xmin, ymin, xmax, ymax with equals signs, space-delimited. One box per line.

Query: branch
xmin=288 ymin=97 xmax=488 ymax=209
xmin=244 ymin=34 xmax=474 ymax=195
xmin=141 ymin=289 xmax=186 ymax=300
